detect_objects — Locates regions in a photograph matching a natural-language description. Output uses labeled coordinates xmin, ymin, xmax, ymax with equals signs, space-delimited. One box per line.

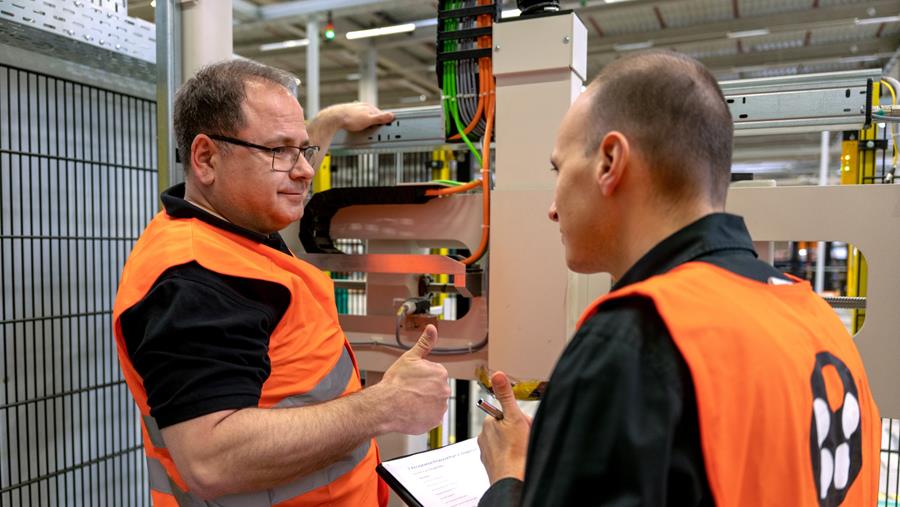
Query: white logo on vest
xmin=810 ymin=351 xmax=863 ymax=506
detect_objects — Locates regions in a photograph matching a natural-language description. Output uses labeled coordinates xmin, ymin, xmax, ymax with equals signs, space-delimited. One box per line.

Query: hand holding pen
xmin=476 ymin=371 xmax=532 ymax=483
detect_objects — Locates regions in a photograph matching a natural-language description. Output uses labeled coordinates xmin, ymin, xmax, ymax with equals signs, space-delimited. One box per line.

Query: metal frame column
xmin=306 ymin=17 xmax=320 ymax=117
xmin=359 ymin=43 xmax=378 ymax=105
xmin=156 ymin=0 xmax=183 ymax=192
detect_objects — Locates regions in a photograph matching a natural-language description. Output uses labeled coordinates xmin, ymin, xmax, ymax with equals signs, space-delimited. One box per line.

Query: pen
xmin=477 ymin=398 xmax=504 ymax=420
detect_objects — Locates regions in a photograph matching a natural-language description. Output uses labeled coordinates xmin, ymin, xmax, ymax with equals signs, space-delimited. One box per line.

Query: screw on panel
xmin=562 ymin=36 xmax=570 ymax=44
xmin=494 ymin=44 xmax=500 ymax=51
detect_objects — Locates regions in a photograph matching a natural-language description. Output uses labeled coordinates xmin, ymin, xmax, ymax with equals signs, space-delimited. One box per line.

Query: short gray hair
xmin=174 ymin=59 xmax=299 ymax=170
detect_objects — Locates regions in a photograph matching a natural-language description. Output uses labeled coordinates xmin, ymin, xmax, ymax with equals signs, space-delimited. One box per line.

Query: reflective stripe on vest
xmin=146 ymin=441 xmax=372 ymax=507
xmin=142 ymin=346 xmax=366 ymax=506
xmin=275 ymin=347 xmax=354 ymax=408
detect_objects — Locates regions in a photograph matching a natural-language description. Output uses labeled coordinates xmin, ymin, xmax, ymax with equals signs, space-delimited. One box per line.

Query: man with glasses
xmin=113 ymin=59 xmax=451 ymax=506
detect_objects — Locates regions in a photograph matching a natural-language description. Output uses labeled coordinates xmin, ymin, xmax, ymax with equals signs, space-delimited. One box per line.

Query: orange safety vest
xmin=113 ymin=212 xmax=387 ymax=507
xmin=577 ymin=262 xmax=880 ymax=506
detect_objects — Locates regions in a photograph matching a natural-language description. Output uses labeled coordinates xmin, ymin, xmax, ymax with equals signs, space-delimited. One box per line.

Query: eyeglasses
xmin=208 ymin=134 xmax=321 ymax=173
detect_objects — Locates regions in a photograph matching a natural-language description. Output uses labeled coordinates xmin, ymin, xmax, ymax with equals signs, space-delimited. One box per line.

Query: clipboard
xmin=375 ymin=437 xmax=490 ymax=507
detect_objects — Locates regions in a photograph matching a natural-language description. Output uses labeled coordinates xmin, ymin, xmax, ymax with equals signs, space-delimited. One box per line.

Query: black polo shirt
xmin=480 ymin=213 xmax=789 ymax=507
xmin=119 ymin=183 xmax=292 ymax=428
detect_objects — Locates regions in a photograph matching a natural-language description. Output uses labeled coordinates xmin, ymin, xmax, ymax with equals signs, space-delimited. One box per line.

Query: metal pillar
xmin=815 ymin=131 xmax=829 ymax=293
xmin=306 ymin=17 xmax=320 ymax=117
xmin=156 ymin=0 xmax=183 ymax=191
xmin=359 ymin=43 xmax=378 ymax=105
xmin=156 ymin=0 xmax=233 ymax=190
xmin=842 ymin=84 xmax=881 ymax=334
xmin=489 ymin=13 xmax=604 ymax=381
xmin=181 ymin=0 xmax=234 ymax=80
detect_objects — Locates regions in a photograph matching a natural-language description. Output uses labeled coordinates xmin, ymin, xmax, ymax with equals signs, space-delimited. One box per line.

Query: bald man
xmin=477 ymin=51 xmax=880 ymax=507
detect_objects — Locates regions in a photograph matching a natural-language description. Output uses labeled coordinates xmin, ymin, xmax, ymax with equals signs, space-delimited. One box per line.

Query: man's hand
xmin=376 ymin=325 xmax=450 ymax=435
xmin=306 ymin=102 xmax=394 ymax=168
xmin=478 ymin=371 xmax=532 ymax=484
xmin=322 ymin=102 xmax=395 ymax=132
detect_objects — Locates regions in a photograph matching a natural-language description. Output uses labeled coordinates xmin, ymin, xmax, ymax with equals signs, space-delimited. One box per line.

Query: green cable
xmin=432 ymin=179 xmax=465 ymax=186
xmin=441 ymin=2 xmax=482 ymax=165
xmin=448 ymin=62 xmax=482 ymax=164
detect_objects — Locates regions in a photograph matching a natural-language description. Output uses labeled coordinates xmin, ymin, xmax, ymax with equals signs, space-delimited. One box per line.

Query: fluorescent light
xmin=727 ymin=29 xmax=770 ymax=39
xmin=613 ymin=41 xmax=653 ymax=51
xmin=501 ymin=9 xmax=521 ymax=18
xmin=855 ymin=15 xmax=900 ymax=25
xmin=414 ymin=18 xmax=438 ymax=28
xmin=259 ymin=38 xmax=309 ymax=52
xmin=346 ymin=23 xmax=415 ymax=40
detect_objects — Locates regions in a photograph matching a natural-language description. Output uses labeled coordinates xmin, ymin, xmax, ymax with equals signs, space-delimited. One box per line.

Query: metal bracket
xmin=721 ymin=69 xmax=880 ymax=136
xmin=328 ymin=105 xmax=446 ymax=153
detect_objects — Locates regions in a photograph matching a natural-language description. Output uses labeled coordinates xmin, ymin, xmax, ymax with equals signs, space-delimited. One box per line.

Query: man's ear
xmin=596 ymin=131 xmax=630 ymax=197
xmin=189 ymin=134 xmax=218 ymax=185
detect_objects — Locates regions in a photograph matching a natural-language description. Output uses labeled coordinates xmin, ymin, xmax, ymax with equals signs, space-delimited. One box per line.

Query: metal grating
xmin=0 ymin=63 xmax=156 ymax=506
xmin=884 ymin=418 xmax=900 ymax=506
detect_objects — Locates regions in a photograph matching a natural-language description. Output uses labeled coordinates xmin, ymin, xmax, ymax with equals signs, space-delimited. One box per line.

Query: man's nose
xmin=291 ymin=157 xmax=315 ymax=180
xmin=548 ymin=202 xmax=559 ymax=222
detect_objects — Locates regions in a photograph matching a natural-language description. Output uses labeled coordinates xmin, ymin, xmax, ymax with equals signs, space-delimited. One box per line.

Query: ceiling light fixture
xmin=727 ymin=28 xmax=771 ymax=39
xmin=613 ymin=41 xmax=653 ymax=51
xmin=855 ymin=15 xmax=900 ymax=25
xmin=259 ymin=39 xmax=310 ymax=52
xmin=346 ymin=23 xmax=416 ymax=40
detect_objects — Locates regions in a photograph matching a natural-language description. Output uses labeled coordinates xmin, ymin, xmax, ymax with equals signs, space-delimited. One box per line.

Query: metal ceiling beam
xmin=232 ymin=0 xmax=260 ymax=21
xmin=722 ymin=53 xmax=896 ymax=77
xmin=260 ymin=0 xmax=409 ymax=19
xmin=590 ymin=38 xmax=898 ymax=71
xmin=588 ymin=0 xmax=898 ymax=53
xmin=233 ymin=0 xmax=423 ymax=36
xmin=700 ymin=39 xmax=899 ymax=72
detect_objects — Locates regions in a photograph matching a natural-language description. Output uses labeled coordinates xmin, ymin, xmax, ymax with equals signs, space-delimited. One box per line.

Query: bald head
xmin=583 ymin=51 xmax=733 ymax=206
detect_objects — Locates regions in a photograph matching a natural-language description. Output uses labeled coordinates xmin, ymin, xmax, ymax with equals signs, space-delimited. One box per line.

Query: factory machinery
xmin=0 ymin=0 xmax=897 ymax=503
xmin=299 ymin=2 xmax=900 ymax=419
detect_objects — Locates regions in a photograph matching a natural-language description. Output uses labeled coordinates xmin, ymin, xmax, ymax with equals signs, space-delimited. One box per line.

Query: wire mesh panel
xmin=885 ymin=418 xmax=900 ymax=507
xmin=0 ymin=64 xmax=155 ymax=506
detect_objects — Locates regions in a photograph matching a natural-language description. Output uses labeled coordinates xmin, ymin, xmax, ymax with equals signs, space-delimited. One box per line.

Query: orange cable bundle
xmin=428 ymin=1 xmax=496 ymax=265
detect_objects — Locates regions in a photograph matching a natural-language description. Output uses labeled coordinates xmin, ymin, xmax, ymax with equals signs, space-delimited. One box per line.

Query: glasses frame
xmin=207 ymin=134 xmax=320 ymax=173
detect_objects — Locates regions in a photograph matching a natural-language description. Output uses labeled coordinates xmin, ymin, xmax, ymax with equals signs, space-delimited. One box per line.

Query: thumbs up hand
xmin=377 ymin=325 xmax=451 ymax=435
xmin=477 ymin=371 xmax=532 ymax=484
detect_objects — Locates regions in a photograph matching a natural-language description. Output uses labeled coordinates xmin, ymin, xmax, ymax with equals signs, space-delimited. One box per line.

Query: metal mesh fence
xmin=0 ymin=63 xmax=155 ymax=506
xmin=884 ymin=418 xmax=900 ymax=506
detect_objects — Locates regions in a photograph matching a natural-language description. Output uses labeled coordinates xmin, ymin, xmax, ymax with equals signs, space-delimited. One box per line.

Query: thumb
xmin=405 ymin=324 xmax=438 ymax=359
xmin=491 ymin=371 xmax=520 ymax=415
xmin=374 ymin=110 xmax=395 ymax=124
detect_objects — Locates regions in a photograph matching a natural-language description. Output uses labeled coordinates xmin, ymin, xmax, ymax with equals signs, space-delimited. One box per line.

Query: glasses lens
xmin=272 ymin=147 xmax=301 ymax=172
xmin=303 ymin=146 xmax=319 ymax=163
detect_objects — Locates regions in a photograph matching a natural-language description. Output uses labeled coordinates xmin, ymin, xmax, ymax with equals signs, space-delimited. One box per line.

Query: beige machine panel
xmin=489 ymin=13 xmax=593 ymax=381
xmin=727 ymin=184 xmax=900 ymax=417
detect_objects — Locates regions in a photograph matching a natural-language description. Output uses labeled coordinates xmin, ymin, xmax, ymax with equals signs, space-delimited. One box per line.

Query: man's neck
xmin=613 ymin=201 xmax=718 ymax=280
xmin=183 ymin=185 xmax=231 ymax=223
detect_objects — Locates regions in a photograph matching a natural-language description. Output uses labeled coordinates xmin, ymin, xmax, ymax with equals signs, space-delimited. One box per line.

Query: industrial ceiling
xmin=128 ymin=0 xmax=900 ymax=178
